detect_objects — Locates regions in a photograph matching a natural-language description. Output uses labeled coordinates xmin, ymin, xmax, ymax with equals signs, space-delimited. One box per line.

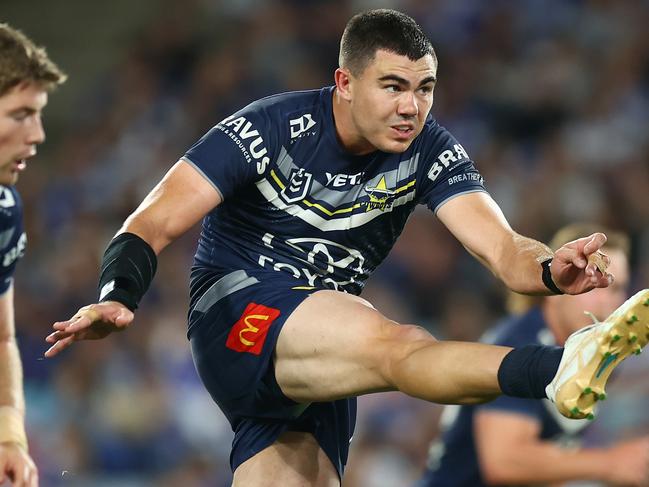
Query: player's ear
xmin=334 ymin=67 xmax=353 ymax=101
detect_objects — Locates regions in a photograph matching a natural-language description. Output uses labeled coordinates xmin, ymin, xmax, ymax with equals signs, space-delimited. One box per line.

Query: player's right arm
xmin=46 ymin=101 xmax=277 ymax=358
xmin=474 ymin=410 xmax=649 ymax=486
xmin=44 ymin=160 xmax=222 ymax=357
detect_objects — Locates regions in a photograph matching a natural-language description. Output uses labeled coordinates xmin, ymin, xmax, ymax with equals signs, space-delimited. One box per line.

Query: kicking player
xmin=419 ymin=224 xmax=649 ymax=487
xmin=0 ymin=23 xmax=66 ymax=487
xmin=44 ymin=9 xmax=649 ymax=487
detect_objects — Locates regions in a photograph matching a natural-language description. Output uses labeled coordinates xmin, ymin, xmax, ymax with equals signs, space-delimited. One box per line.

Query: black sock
xmin=497 ymin=345 xmax=564 ymax=399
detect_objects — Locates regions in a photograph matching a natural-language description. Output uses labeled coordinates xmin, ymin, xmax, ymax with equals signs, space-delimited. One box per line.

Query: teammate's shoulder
xmin=482 ymin=307 xmax=547 ymax=347
xmin=0 ymin=186 xmax=21 ymax=210
xmin=0 ymin=186 xmax=21 ymax=228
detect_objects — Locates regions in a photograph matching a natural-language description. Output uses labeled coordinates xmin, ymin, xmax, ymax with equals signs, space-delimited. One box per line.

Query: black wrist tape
xmin=541 ymin=258 xmax=564 ymax=295
xmin=98 ymin=232 xmax=157 ymax=311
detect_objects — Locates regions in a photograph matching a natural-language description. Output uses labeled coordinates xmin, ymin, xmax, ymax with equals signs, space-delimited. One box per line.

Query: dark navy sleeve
xmin=182 ymin=102 xmax=278 ymax=201
xmin=475 ymin=310 xmax=546 ymax=422
xmin=0 ymin=187 xmax=26 ymax=294
xmin=417 ymin=123 xmax=487 ymax=213
xmin=476 ymin=395 xmax=544 ymax=421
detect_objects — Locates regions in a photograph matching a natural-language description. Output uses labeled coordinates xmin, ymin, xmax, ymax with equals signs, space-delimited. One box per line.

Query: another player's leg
xmin=546 ymin=288 xmax=649 ymax=419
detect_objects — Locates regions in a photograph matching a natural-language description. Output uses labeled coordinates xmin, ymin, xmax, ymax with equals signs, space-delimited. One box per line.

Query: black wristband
xmin=541 ymin=258 xmax=564 ymax=295
xmin=98 ymin=233 xmax=157 ymax=311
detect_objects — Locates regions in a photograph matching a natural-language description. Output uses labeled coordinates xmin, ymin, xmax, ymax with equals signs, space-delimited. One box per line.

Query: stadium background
xmin=3 ymin=0 xmax=649 ymax=485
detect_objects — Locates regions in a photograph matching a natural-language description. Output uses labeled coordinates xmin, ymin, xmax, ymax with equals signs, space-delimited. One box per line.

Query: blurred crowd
xmin=4 ymin=0 xmax=649 ymax=485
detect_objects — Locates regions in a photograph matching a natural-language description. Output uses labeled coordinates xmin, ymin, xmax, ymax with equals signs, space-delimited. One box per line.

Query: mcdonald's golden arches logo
xmin=226 ymin=302 xmax=281 ymax=355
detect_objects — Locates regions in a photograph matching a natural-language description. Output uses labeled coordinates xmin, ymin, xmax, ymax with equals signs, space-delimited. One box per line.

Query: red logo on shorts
xmin=225 ymin=302 xmax=281 ymax=355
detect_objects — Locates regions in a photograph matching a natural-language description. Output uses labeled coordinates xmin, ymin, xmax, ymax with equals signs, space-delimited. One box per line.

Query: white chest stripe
xmin=255 ymin=178 xmax=415 ymax=231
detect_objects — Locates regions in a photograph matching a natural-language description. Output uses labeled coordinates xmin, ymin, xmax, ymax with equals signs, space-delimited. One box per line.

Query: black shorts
xmin=188 ymin=268 xmax=356 ymax=478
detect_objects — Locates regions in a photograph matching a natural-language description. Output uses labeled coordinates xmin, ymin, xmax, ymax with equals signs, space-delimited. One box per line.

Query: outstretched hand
xmin=551 ymin=232 xmax=614 ymax=295
xmin=0 ymin=442 xmax=37 ymax=487
xmin=44 ymin=301 xmax=134 ymax=358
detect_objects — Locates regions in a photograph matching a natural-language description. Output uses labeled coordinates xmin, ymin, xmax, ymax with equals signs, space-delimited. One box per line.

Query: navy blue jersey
xmin=0 ymin=186 xmax=25 ymax=294
xmin=183 ymin=86 xmax=486 ymax=297
xmin=419 ymin=307 xmax=590 ymax=487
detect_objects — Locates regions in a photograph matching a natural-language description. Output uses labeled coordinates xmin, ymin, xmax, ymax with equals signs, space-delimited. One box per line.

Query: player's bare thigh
xmin=274 ymin=289 xmax=436 ymax=402
xmin=232 ymin=431 xmax=339 ymax=487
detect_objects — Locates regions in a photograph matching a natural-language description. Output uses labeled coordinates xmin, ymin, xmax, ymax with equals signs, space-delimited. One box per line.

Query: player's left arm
xmin=0 ymin=284 xmax=38 ymax=486
xmin=436 ymin=191 xmax=612 ymax=295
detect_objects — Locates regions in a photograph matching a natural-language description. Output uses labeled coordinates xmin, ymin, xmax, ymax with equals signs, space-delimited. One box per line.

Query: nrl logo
xmin=280 ymin=168 xmax=313 ymax=204
xmin=364 ymin=176 xmax=396 ymax=212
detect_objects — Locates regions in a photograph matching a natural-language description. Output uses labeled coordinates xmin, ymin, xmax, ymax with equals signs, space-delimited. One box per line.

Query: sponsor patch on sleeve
xmin=427 ymin=143 xmax=470 ymax=182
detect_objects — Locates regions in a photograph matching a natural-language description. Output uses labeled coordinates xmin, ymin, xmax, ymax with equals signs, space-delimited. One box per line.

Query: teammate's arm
xmin=0 ymin=284 xmax=37 ymax=486
xmin=436 ymin=192 xmax=612 ymax=295
xmin=44 ymin=160 xmax=221 ymax=357
xmin=474 ymin=410 xmax=649 ymax=486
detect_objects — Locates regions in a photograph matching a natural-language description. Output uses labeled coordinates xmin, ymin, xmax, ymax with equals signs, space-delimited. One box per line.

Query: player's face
xmin=558 ymin=248 xmax=630 ymax=337
xmin=0 ymin=82 xmax=47 ymax=186
xmin=347 ymin=50 xmax=436 ymax=154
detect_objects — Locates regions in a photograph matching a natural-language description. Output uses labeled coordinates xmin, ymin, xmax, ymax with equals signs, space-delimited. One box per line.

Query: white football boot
xmin=546 ymin=289 xmax=649 ymax=420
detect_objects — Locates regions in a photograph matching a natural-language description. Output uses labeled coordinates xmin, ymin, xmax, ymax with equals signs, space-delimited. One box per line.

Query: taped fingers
xmin=587 ymin=250 xmax=609 ymax=275
xmin=74 ymin=306 xmax=101 ymax=323
xmin=58 ymin=307 xmax=104 ymax=334
xmin=586 ymin=250 xmax=614 ymax=286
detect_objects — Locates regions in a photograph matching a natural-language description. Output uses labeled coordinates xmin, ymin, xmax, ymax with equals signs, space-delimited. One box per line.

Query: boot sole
xmin=554 ymin=289 xmax=649 ymax=419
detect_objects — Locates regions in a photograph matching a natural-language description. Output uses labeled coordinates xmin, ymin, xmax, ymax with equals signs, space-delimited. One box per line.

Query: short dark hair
xmin=0 ymin=23 xmax=67 ymax=97
xmin=339 ymin=9 xmax=435 ymax=76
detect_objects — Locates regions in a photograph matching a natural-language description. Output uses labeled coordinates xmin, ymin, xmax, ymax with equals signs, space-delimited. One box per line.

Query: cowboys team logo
xmin=364 ymin=176 xmax=397 ymax=212
xmin=280 ymin=168 xmax=313 ymax=204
